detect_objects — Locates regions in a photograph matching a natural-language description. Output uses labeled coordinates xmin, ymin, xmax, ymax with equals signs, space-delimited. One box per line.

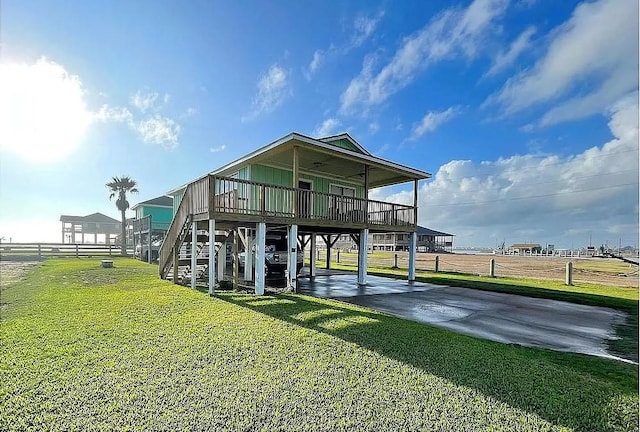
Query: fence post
xmin=75 ymin=244 xmax=79 ymax=258
xmin=489 ymin=258 xmax=495 ymax=277
xmin=337 ymin=250 xmax=340 ymax=263
xmin=109 ymin=244 xmax=112 ymax=257
xmin=38 ymin=244 xmax=42 ymax=259
xmin=565 ymin=262 xmax=573 ymax=286
xmin=393 ymin=253 xmax=398 ymax=269
xmin=434 ymin=255 xmax=439 ymax=272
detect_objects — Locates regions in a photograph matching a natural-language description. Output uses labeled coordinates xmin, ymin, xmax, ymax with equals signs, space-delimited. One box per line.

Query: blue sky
xmin=0 ymin=0 xmax=638 ymax=248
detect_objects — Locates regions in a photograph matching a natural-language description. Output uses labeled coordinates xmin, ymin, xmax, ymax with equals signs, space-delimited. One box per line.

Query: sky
xmin=0 ymin=0 xmax=638 ymax=248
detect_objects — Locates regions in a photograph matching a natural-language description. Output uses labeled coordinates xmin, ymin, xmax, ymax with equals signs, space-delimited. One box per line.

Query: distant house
xmin=60 ymin=212 xmax=120 ymax=244
xmin=509 ymin=243 xmax=542 ymax=254
xmin=131 ymin=195 xmax=173 ymax=260
xmin=332 ymin=225 xmax=454 ymax=252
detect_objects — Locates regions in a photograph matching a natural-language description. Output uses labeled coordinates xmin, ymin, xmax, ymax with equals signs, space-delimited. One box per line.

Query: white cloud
xmin=368 ymin=122 xmax=380 ymax=134
xmin=181 ymin=107 xmax=198 ymax=119
xmin=210 ymin=145 xmax=226 ymax=153
xmin=95 ymin=104 xmax=133 ymax=123
xmin=411 ymin=107 xmax=460 ymax=138
xmin=135 ymin=115 xmax=180 ymax=149
xmin=372 ymin=93 xmax=639 ymax=247
xmin=130 ymin=91 xmax=158 ymax=112
xmin=340 ymin=0 xmax=508 ymax=113
xmin=487 ymin=0 xmax=638 ymax=126
xmin=484 ymin=26 xmax=536 ymax=77
xmin=243 ymin=64 xmax=290 ymax=121
xmin=130 ymin=90 xmax=169 ymax=113
xmin=0 ymin=57 xmax=92 ymax=162
xmin=313 ymin=118 xmax=341 ymax=137
xmin=305 ymin=50 xmax=324 ymax=80
xmin=350 ymin=11 xmax=385 ymax=48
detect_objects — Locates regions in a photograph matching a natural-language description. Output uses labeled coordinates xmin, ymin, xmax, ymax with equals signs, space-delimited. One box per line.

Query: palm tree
xmin=106 ymin=176 xmax=138 ymax=256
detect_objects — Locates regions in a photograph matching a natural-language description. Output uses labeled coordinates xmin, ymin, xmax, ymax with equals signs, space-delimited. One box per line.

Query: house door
xmin=298 ymin=180 xmax=312 ymax=218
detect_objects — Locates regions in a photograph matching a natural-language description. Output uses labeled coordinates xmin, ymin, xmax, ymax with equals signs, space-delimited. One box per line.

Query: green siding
xmin=142 ymin=206 xmax=173 ymax=224
xmin=325 ymin=138 xmax=363 ymax=154
xmin=172 ymin=191 xmax=184 ymax=216
xmin=251 ymin=164 xmax=363 ymax=196
xmin=238 ymin=166 xmax=249 ymax=180
xmin=251 ymin=165 xmax=293 ymax=187
xmin=251 ymin=164 xmax=364 ymax=216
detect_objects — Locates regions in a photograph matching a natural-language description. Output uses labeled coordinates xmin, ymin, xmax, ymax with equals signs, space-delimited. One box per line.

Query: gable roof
xmin=59 ymin=212 xmax=120 ymax=224
xmin=167 ymin=131 xmax=431 ymax=195
xmin=131 ymin=195 xmax=173 ymax=209
xmin=416 ymin=226 xmax=454 ymax=237
xmin=318 ymin=133 xmax=371 ymax=156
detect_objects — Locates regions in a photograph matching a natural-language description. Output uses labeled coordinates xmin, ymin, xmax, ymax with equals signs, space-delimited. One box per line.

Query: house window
xmin=329 ymin=184 xmax=357 ymax=218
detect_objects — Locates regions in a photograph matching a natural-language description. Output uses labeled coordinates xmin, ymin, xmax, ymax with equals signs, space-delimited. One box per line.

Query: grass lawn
xmin=1 ymin=259 xmax=638 ymax=431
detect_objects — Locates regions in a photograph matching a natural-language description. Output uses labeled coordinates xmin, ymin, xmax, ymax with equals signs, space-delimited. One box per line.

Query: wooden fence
xmin=0 ymin=243 xmax=134 ymax=259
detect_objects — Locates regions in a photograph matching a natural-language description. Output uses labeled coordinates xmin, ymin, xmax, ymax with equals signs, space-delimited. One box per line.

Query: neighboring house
xmin=159 ymin=132 xmax=430 ymax=294
xmin=60 ymin=212 xmax=120 ymax=244
xmin=508 ymin=243 xmax=542 ymax=254
xmin=330 ymin=226 xmax=454 ymax=252
xmin=131 ymin=195 xmax=173 ymax=261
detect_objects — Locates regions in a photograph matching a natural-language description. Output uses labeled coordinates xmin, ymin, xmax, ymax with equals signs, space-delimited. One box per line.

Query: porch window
xmin=329 ymin=184 xmax=358 ymax=220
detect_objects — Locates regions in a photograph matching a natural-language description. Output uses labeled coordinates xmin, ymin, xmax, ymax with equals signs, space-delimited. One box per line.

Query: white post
xmin=288 ymin=225 xmax=298 ymax=291
xmin=310 ymin=233 xmax=316 ymax=278
xmin=147 ymin=228 xmax=152 ymax=264
xmin=255 ymin=222 xmax=266 ymax=295
xmin=208 ymin=219 xmax=216 ymax=295
xmin=191 ymin=221 xmax=197 ymax=289
xmin=358 ymin=229 xmax=369 ymax=285
xmin=217 ymin=236 xmax=226 ymax=282
xmin=244 ymin=228 xmax=253 ymax=282
xmin=408 ymin=231 xmax=416 ymax=281
xmin=565 ymin=262 xmax=573 ymax=286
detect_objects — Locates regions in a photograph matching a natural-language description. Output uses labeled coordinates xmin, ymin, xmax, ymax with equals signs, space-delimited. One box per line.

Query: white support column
xmin=408 ymin=231 xmax=417 ymax=281
xmin=244 ymin=228 xmax=253 ymax=282
xmin=217 ymin=236 xmax=226 ymax=282
xmin=191 ymin=221 xmax=198 ymax=289
xmin=358 ymin=229 xmax=369 ymax=285
xmin=208 ymin=219 xmax=216 ymax=295
xmin=287 ymin=224 xmax=298 ymax=291
xmin=310 ymin=233 xmax=316 ymax=278
xmin=147 ymin=230 xmax=152 ymax=264
xmin=255 ymin=222 xmax=266 ymax=295
xmin=233 ymin=230 xmax=239 ymax=290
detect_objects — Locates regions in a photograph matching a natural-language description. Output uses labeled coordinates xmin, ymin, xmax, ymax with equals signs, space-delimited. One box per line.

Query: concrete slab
xmin=299 ymin=274 xmax=627 ymax=360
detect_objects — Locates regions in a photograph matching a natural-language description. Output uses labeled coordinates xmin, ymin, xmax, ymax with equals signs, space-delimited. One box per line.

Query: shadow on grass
xmin=216 ymin=290 xmax=638 ymax=432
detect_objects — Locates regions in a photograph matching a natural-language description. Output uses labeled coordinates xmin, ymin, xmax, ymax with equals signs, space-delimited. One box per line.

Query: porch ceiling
xmin=238 ymin=136 xmax=430 ymax=188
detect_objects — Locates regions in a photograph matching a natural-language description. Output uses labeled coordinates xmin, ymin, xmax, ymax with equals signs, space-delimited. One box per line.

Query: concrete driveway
xmin=298 ymin=274 xmax=626 ymax=360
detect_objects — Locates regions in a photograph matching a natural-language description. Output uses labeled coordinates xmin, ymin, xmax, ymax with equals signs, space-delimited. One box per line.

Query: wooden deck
xmin=159 ymin=174 xmax=417 ymax=277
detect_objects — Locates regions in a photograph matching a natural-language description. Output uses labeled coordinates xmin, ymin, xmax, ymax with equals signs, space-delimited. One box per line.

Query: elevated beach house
xmin=131 ymin=195 xmax=173 ymax=262
xmin=159 ymin=132 xmax=430 ymax=294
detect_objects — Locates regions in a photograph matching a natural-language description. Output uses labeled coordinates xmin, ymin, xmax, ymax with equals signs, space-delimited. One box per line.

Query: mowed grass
xmin=1 ymin=259 xmax=638 ymax=431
